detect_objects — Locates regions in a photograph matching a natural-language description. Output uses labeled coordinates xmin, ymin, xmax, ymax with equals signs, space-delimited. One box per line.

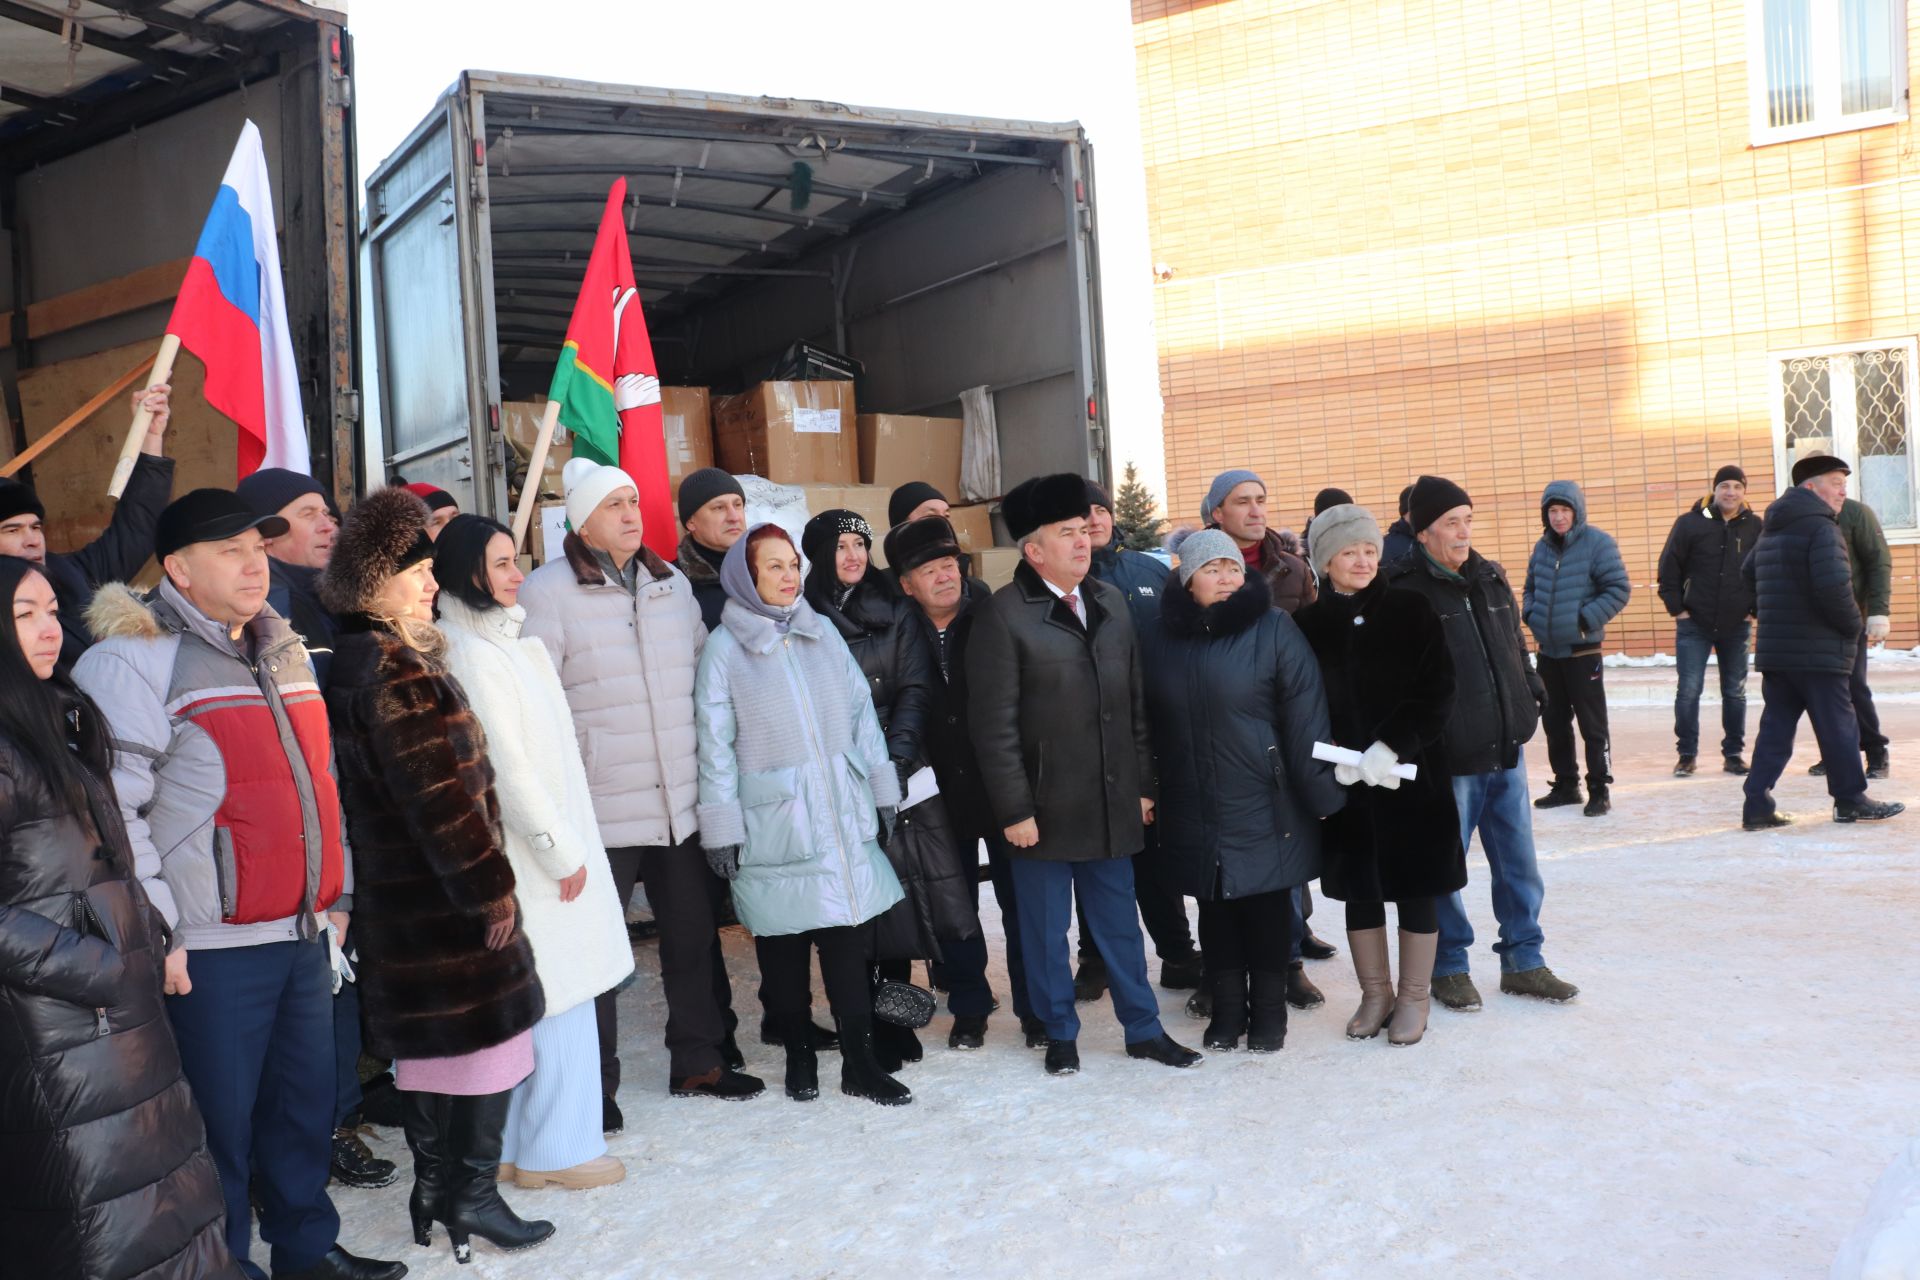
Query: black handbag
xmin=872 ymin=978 xmax=936 ymax=1029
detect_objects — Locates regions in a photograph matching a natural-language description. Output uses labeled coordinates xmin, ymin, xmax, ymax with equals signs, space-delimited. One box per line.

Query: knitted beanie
xmin=677 ymin=467 xmax=745 ymax=525
xmin=1201 ymin=469 xmax=1263 ymax=526
xmin=887 ymin=481 xmax=947 ymax=529
xmin=563 ymin=457 xmax=639 ymax=531
xmin=1173 ymin=527 xmax=1243 ymax=586
xmin=1407 ymin=475 xmax=1473 ymax=533
xmin=1713 ymin=464 xmax=1747 ymax=489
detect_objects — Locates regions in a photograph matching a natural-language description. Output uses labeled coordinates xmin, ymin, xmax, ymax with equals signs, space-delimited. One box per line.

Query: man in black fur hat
xmin=966 ymin=473 xmax=1201 ymax=1076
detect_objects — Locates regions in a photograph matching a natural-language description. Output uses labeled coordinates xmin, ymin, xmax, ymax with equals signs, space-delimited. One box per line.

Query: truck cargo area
xmin=366 ymin=73 xmax=1107 ymax=517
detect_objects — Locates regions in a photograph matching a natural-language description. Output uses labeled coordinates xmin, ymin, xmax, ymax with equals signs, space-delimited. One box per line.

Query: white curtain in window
xmin=1765 ymin=0 xmax=1816 ymax=127
xmin=1841 ymin=0 xmax=1898 ymax=114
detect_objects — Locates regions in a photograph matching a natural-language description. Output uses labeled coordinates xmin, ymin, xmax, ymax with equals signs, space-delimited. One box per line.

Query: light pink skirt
xmin=395 ymin=1029 xmax=535 ymax=1096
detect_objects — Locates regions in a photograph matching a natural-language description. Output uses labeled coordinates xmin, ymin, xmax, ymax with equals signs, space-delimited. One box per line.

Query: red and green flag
xmin=546 ymin=178 xmax=675 ymax=560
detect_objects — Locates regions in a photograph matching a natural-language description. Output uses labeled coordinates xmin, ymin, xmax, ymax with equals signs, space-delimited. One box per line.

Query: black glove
xmin=704 ymin=844 xmax=741 ymax=881
xmin=877 ymin=806 xmax=898 ymax=846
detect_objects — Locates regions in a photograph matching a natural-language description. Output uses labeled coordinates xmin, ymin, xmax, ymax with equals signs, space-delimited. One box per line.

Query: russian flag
xmin=167 ymin=120 xmax=307 ymax=478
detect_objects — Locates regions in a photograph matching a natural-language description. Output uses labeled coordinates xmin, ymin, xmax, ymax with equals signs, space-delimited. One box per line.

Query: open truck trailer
xmin=0 ymin=0 xmax=356 ymax=553
xmin=365 ymin=72 xmax=1110 ymax=523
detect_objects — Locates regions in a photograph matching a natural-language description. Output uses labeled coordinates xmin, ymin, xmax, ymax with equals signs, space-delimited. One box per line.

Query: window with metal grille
xmin=1772 ymin=342 xmax=1920 ymax=535
xmin=1749 ymin=0 xmax=1908 ymax=145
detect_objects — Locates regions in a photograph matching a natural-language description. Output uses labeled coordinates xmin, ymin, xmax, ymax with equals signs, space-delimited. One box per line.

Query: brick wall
xmin=1134 ymin=0 xmax=1920 ymax=654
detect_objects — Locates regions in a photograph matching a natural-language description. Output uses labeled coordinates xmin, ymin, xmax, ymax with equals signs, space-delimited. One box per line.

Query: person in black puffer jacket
xmin=1738 ymin=456 xmax=1903 ymax=828
xmin=0 ymin=555 xmax=239 ymax=1280
xmin=1140 ymin=529 xmax=1346 ymax=1054
xmin=802 ymin=510 xmax=982 ymax=1071
xmin=1656 ymin=466 xmax=1762 ymax=774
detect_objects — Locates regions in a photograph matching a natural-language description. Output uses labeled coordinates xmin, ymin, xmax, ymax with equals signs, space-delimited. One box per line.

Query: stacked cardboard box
xmin=713 ymin=381 xmax=857 ymax=484
xmin=660 ymin=386 xmax=714 ymax=491
xmin=856 ymin=413 xmax=962 ymax=496
xmin=946 ymin=503 xmax=995 ymax=553
xmin=971 ymin=547 xmax=1021 ymax=590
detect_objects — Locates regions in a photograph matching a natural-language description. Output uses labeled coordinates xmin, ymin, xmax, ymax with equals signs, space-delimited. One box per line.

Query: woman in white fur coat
xmin=432 ymin=513 xmax=634 ymax=1191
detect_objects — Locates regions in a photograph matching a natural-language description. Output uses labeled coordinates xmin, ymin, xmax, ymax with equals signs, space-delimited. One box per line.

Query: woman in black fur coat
xmin=1293 ymin=504 xmax=1467 ymax=1048
xmin=1140 ymin=528 xmax=1346 ymax=1055
xmin=321 ymin=486 xmax=552 ymax=1263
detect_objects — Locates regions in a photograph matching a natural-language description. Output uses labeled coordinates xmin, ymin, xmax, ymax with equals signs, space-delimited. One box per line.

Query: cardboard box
xmin=856 ymin=413 xmax=963 ymax=495
xmin=661 ymin=386 xmax=713 ymax=492
xmin=971 ymin=547 xmax=1022 ymax=591
xmin=795 ymin=483 xmax=895 ymax=565
xmin=947 ymin=502 xmax=996 ymax=553
xmin=713 ymin=381 xmax=857 ymax=485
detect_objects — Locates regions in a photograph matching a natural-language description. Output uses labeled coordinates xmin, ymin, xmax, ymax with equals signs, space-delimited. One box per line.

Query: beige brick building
xmin=1134 ymin=0 xmax=1919 ymax=653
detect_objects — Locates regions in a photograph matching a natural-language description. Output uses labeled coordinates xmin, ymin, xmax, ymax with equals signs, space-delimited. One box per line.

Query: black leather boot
xmin=1247 ymin=969 xmax=1290 ymax=1053
xmin=442 ymin=1092 xmax=555 ymax=1263
xmin=784 ymin=1020 xmax=819 ymax=1101
xmin=839 ymin=1023 xmax=912 ymax=1106
xmin=1202 ymin=967 xmax=1248 ymax=1051
xmin=399 ymin=1090 xmax=450 ymax=1248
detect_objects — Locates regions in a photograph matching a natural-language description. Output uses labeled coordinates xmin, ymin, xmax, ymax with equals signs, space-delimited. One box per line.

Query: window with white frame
xmin=1773 ymin=341 xmax=1920 ymax=534
xmin=1749 ymin=0 xmax=1909 ymax=145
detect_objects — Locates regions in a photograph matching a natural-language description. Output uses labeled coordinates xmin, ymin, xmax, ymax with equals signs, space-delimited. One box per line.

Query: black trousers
xmin=1195 ymin=890 xmax=1293 ymax=973
xmin=756 ymin=925 xmax=874 ymax=1039
xmin=1344 ymin=896 xmax=1438 ymax=934
xmin=595 ymin=838 xmax=740 ymax=1092
xmin=1744 ymin=669 xmax=1867 ymax=819
xmin=1849 ymin=630 xmax=1889 ymax=758
xmin=1076 ymin=826 xmax=1195 ymax=964
xmin=1539 ymin=652 xmax=1612 ymax=788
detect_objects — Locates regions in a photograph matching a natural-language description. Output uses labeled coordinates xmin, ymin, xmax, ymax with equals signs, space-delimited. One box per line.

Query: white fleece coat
xmin=437 ymin=594 xmax=633 ymax=1016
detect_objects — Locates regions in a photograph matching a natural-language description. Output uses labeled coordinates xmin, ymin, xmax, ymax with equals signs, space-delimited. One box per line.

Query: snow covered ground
xmin=314 ymin=675 xmax=1920 ymax=1279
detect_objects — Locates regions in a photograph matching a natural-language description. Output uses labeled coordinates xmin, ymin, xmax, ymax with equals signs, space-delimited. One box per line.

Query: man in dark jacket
xmin=1820 ymin=495 xmax=1894 ymax=780
xmin=889 ymin=515 xmax=1046 ymax=1050
xmin=0 ymin=383 xmax=176 ymax=668
xmin=1385 ymin=476 xmax=1578 ymax=1012
xmin=1656 ymin=465 xmax=1761 ymax=776
xmin=235 ymin=467 xmax=395 ymax=1190
xmin=675 ymin=467 xmax=746 ymax=630
xmin=1739 ymin=456 xmax=1904 ymax=828
xmin=967 ymin=474 xmax=1200 ymax=1075
xmin=1522 ymin=480 xmax=1631 ymax=816
xmin=1077 ymin=481 xmax=1202 ymax=998
xmin=1381 ymin=484 xmax=1417 ymax=563
xmin=1201 ymin=467 xmax=1317 ymax=613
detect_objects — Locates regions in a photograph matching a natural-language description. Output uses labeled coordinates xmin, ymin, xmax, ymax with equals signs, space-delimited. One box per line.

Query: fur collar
xmin=86 ymin=581 xmax=164 ymax=642
xmin=1159 ymin=570 xmax=1272 ymax=638
xmin=563 ymin=530 xmax=673 ymax=588
xmin=676 ymin=532 xmax=724 ymax=585
xmin=85 ymin=578 xmax=300 ymax=660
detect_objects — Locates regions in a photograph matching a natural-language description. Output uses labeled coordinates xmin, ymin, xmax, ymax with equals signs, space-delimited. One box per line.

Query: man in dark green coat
xmin=1816 ymin=496 xmax=1894 ymax=780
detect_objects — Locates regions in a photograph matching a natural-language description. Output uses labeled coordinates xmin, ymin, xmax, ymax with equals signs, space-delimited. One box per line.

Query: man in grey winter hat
xmin=1385 ymin=476 xmax=1578 ymax=1011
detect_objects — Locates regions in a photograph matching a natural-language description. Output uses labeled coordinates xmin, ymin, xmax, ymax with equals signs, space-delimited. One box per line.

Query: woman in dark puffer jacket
xmin=801 ymin=510 xmax=981 ymax=1070
xmin=0 ymin=555 xmax=239 ymax=1280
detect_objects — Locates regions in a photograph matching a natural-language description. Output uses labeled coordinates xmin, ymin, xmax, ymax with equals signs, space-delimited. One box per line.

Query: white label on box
xmin=539 ymin=504 xmax=569 ymax=566
xmin=792 ymin=407 xmax=842 ymax=434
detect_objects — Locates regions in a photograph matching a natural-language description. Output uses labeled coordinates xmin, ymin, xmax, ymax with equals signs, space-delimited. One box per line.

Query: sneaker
xmin=1743 ymin=810 xmax=1794 ymax=830
xmin=1044 ymin=1039 xmax=1080 ymax=1076
xmin=1432 ymin=972 xmax=1483 ymax=1012
xmin=1184 ymin=987 xmax=1212 ymax=1021
xmin=1834 ymin=796 xmax=1905 ymax=823
xmin=1533 ymin=783 xmax=1583 ymax=809
xmin=1299 ymin=932 xmax=1338 ymax=961
xmin=1673 ymin=755 xmax=1696 ymax=776
xmin=1072 ymin=956 xmax=1108 ymax=1003
xmin=1723 ymin=756 xmax=1749 ymax=776
xmin=1158 ymin=951 xmax=1204 ymax=990
xmin=1867 ymin=755 xmax=1891 ymax=781
xmin=1124 ymin=1033 xmax=1204 ymax=1068
xmin=1285 ymin=962 xmax=1324 ymax=1010
xmin=1020 ymin=1016 xmax=1049 ymax=1049
xmin=329 ymin=1126 xmax=398 ymax=1189
xmin=515 ymin=1155 xmax=627 ymax=1190
xmin=1499 ymin=966 xmax=1579 ymax=1002
xmin=669 ymin=1067 xmax=765 ymax=1100
xmin=602 ymin=1094 xmax=623 ymax=1135
xmin=948 ymin=1014 xmax=988 ymax=1050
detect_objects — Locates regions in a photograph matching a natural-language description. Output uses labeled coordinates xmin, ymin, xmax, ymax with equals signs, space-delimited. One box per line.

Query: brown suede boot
xmin=1344 ymin=928 xmax=1393 ymax=1040
xmin=1388 ymin=930 xmax=1438 ymax=1046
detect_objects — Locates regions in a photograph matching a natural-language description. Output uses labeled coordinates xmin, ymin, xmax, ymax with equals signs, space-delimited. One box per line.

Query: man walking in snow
xmin=1523 ymin=481 xmax=1630 ymax=817
xmin=1385 ymin=476 xmax=1579 ymax=1011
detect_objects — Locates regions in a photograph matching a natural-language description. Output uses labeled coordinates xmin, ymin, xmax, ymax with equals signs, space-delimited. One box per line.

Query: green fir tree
xmin=1112 ymin=462 xmax=1165 ymax=552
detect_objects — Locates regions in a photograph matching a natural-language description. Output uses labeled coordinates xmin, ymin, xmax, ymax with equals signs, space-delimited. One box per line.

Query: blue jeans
xmin=1674 ymin=619 xmax=1750 ymax=758
xmin=168 ymin=939 xmax=340 ymax=1279
xmin=1436 ymin=756 xmax=1547 ymax=977
xmin=1011 ymin=856 xmax=1163 ymax=1043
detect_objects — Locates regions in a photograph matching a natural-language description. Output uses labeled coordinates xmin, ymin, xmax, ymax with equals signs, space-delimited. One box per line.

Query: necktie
xmin=1062 ymin=590 xmax=1081 ymax=624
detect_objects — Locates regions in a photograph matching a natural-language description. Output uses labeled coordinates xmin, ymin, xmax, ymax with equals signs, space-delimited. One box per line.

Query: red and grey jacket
xmin=73 ymin=579 xmax=347 ymax=952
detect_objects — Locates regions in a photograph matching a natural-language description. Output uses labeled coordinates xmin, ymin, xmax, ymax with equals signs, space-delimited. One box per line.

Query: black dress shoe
xmin=1834 ymin=796 xmax=1905 ymax=823
xmin=1298 ymin=932 xmax=1338 ymax=961
xmin=1722 ymin=756 xmax=1749 ymax=776
xmin=1020 ymin=1016 xmax=1048 ymax=1049
xmin=1867 ymin=755 xmax=1891 ymax=781
xmin=948 ymin=1014 xmax=987 ymax=1050
xmin=1044 ymin=1039 xmax=1080 ymax=1075
xmin=1071 ymin=956 xmax=1108 ymax=1003
xmin=1809 ymin=760 xmax=1828 ymax=777
xmin=670 ymin=1067 xmax=765 ymax=1099
xmin=272 ymin=1245 xmax=408 ymax=1280
xmin=1124 ymin=1033 xmax=1203 ymax=1068
xmin=1742 ymin=810 xmax=1794 ymax=830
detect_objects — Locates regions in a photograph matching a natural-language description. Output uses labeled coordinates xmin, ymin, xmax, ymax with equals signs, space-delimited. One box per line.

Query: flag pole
xmin=510 ymin=398 xmax=565 ymax=551
xmin=106 ymin=334 xmax=181 ymax=499
xmin=0 ymin=353 xmax=157 ymax=479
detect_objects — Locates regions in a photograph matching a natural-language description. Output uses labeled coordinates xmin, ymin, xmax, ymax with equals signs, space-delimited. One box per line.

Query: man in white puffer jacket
xmin=519 ymin=459 xmax=765 ymax=1114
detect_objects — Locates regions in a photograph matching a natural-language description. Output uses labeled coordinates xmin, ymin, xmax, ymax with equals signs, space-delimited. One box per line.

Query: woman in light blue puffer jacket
xmin=693 ymin=522 xmax=911 ymax=1107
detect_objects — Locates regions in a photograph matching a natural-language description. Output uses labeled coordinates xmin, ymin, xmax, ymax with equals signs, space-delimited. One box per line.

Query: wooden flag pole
xmin=0 ymin=352 xmax=158 ymax=480
xmin=106 ymin=333 xmax=181 ymax=499
xmin=510 ymin=398 xmax=565 ymax=551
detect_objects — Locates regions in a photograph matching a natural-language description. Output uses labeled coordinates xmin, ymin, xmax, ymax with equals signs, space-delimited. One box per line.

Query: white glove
xmin=326 ymin=918 xmax=356 ymax=994
xmin=1359 ymin=740 xmax=1402 ymax=791
xmin=1333 ymin=762 xmax=1363 ymax=786
xmin=1867 ymin=615 xmax=1890 ymax=644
